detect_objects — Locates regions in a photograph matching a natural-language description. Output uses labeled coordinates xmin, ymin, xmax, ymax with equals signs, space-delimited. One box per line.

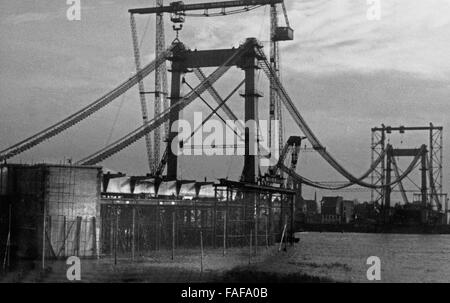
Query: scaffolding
xmin=0 ymin=164 xmax=100 ymax=271
xmin=99 ymin=181 xmax=294 ymax=258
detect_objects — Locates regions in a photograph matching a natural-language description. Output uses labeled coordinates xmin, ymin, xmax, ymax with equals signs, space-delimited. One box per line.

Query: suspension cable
xmin=183 ymin=80 xmax=245 ymax=146
xmin=256 ymin=47 xmax=422 ymax=189
xmin=391 ymin=155 xmax=409 ymax=204
xmin=0 ymin=46 xmax=175 ymax=162
xmin=278 ymin=145 xmax=426 ymax=190
xmin=76 ymin=41 xmax=252 ymax=165
xmin=182 ymin=78 xmax=243 ymax=140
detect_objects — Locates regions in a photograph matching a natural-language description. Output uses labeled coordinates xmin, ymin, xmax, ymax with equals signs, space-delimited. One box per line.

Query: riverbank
xmin=0 ymin=246 xmax=332 ymax=283
xmin=298 ymin=223 xmax=450 ymax=234
xmin=3 ymin=232 xmax=448 ymax=283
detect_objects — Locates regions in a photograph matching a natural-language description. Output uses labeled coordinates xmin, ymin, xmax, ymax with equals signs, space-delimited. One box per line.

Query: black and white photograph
xmin=0 ymin=0 xmax=449 ymax=290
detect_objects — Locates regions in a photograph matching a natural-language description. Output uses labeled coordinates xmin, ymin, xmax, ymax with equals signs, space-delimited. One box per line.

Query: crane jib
xmin=129 ymin=0 xmax=283 ymax=15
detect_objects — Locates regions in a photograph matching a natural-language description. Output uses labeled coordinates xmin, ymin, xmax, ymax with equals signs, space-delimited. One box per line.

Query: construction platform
xmin=0 ymin=163 xmax=295 ymax=264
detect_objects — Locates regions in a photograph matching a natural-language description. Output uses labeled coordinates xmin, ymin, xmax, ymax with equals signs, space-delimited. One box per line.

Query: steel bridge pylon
xmin=370 ymin=124 xmax=444 ymax=211
xmin=165 ymin=38 xmax=264 ymax=184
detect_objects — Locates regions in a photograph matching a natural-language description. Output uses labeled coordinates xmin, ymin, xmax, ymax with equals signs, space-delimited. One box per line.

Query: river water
xmin=288 ymin=232 xmax=450 ymax=282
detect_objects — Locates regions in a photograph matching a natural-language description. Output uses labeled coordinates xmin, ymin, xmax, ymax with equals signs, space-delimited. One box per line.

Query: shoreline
xmin=297 ymin=223 xmax=450 ymax=235
xmin=0 ymin=245 xmax=334 ymax=283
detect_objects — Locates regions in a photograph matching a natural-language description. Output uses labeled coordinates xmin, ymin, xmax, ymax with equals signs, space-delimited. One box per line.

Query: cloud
xmin=3 ymin=12 xmax=52 ymax=25
xmin=174 ymin=0 xmax=450 ymax=80
xmin=280 ymin=0 xmax=450 ymax=80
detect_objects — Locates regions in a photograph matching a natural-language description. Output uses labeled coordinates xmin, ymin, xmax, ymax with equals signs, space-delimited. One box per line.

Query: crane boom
xmin=155 ymin=0 xmax=169 ymax=174
xmin=130 ymin=14 xmax=153 ymax=173
xmin=281 ymin=0 xmax=290 ymax=28
xmin=286 ymin=136 xmax=304 ymax=189
xmin=129 ymin=0 xmax=282 ymax=15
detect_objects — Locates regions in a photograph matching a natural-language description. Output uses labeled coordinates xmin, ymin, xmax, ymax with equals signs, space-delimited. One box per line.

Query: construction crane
xmin=130 ymin=14 xmax=154 ymax=173
xmin=154 ymin=0 xmax=169 ymax=175
xmin=285 ymin=136 xmax=305 ymax=189
xmin=269 ymin=0 xmax=292 ymax=179
xmin=129 ymin=0 xmax=284 ymax=15
xmin=129 ymin=1 xmax=170 ymax=175
xmin=262 ymin=135 xmax=304 ymax=188
xmin=129 ymin=0 xmax=293 ymax=178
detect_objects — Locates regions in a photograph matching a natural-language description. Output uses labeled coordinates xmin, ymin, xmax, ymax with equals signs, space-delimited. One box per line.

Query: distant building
xmin=297 ymin=199 xmax=318 ymax=215
xmin=294 ymin=193 xmax=320 ymax=225
xmin=354 ymin=201 xmax=379 ymax=223
xmin=321 ymin=196 xmax=355 ymax=224
xmin=321 ymin=196 xmax=342 ymax=224
xmin=342 ymin=200 xmax=355 ymax=223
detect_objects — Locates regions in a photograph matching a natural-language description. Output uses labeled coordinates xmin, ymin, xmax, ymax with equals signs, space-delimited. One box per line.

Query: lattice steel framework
xmin=370 ymin=125 xmax=386 ymax=204
xmin=155 ymin=0 xmax=169 ymax=173
xmin=371 ymin=124 xmax=444 ymax=210
xmin=269 ymin=4 xmax=284 ymax=164
xmin=429 ymin=123 xmax=444 ymax=208
xmin=130 ymin=14 xmax=153 ymax=173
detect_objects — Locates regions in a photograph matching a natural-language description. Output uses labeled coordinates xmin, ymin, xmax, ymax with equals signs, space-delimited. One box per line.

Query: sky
xmin=0 ymin=0 xmax=449 ymax=203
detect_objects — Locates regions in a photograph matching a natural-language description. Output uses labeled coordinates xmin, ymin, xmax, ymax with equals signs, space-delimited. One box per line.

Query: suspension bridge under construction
xmin=0 ymin=0 xmax=448 ymax=269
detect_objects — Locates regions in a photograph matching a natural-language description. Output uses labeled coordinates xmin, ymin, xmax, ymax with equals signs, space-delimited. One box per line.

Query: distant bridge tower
xmin=371 ymin=124 xmax=444 ymax=212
